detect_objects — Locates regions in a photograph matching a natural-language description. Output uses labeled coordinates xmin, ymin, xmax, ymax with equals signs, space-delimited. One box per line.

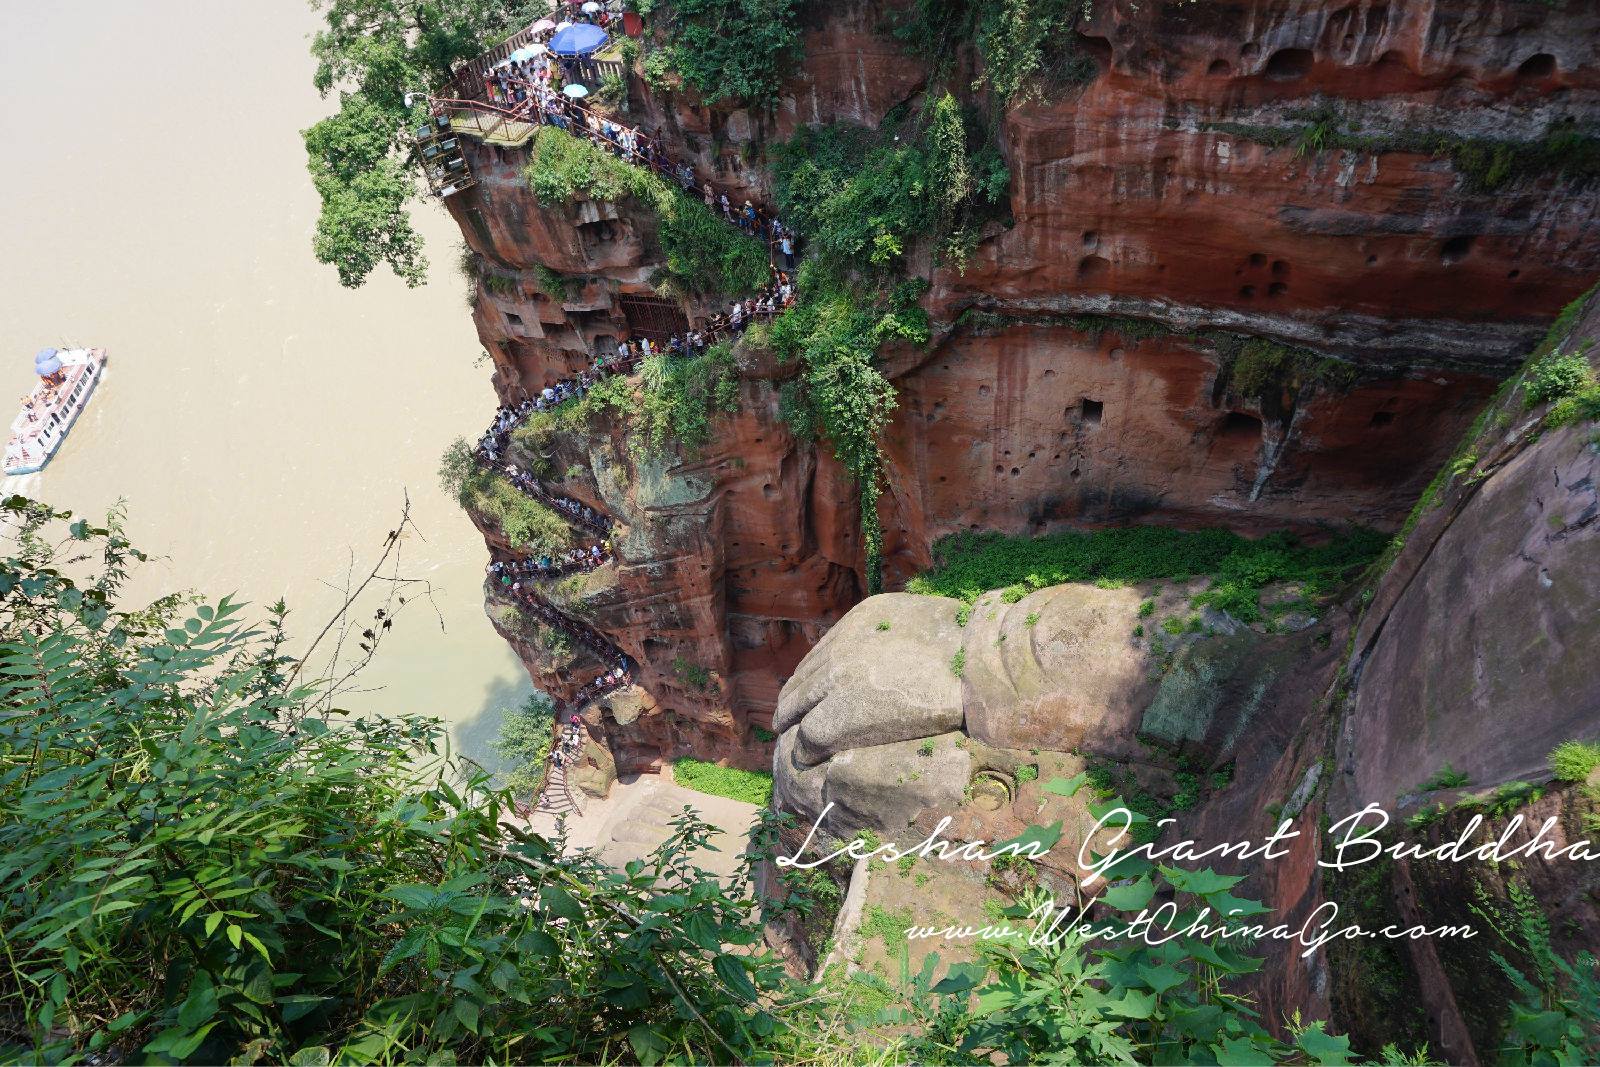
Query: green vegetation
xmin=949 ymin=648 xmax=967 ymax=677
xmin=303 ymin=0 xmax=543 ymax=287
xmin=876 ymin=619 xmax=892 ymax=631
xmin=909 ymin=525 xmax=1384 ymax=624
xmin=1229 ymin=336 xmax=1357 ymax=400
xmin=0 ymin=498 xmax=804 ymax=1064
xmin=895 ymin=0 xmax=1100 ymax=100
xmin=492 ymin=691 xmax=558 ymax=796
xmin=918 ymin=739 xmax=936 ymax=757
xmin=860 ymin=905 xmax=916 ymax=954
xmin=439 ymin=438 xmax=572 ymax=553
xmin=523 ymin=127 xmax=769 ymax=297
xmin=767 ymin=99 xmax=1010 ymax=589
xmin=636 ymin=342 xmax=740 ymax=455
xmin=1023 ymin=611 xmax=1040 ymax=627
xmin=1138 ymin=598 xmax=1156 ymax=617
xmin=672 ymin=757 xmax=775 ymax=805
xmin=6 ymin=498 xmax=1589 ymax=1065
xmin=1475 ymin=881 xmax=1600 ymax=1066
xmin=772 ymin=101 xmax=1008 ymax=275
xmin=1523 ymin=346 xmax=1600 ymax=429
xmin=1524 ymin=350 xmax=1594 ymax=407
xmin=645 ymin=0 xmax=802 ymax=106
xmin=1417 ymin=763 xmax=1471 ymax=792
xmin=1015 ymin=764 xmax=1038 ymax=783
xmin=1551 ymin=740 xmax=1600 ymax=782
xmin=1207 ymin=108 xmax=1600 ymax=193
xmin=671 ymin=655 xmax=712 ymax=690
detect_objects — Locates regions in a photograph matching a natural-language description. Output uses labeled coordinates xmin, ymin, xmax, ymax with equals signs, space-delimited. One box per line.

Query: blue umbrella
xmin=562 ymin=83 xmax=590 ymax=98
xmin=34 ymin=347 xmax=58 ymax=367
xmin=548 ymin=23 xmax=608 ymax=56
xmin=508 ymin=45 xmax=539 ymax=62
xmin=35 ymin=354 xmax=62 ymax=377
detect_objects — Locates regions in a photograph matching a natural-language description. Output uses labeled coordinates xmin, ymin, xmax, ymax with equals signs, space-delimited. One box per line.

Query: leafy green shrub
xmin=1418 ymin=763 xmax=1471 ymax=792
xmin=876 ymin=620 xmax=891 ymax=631
xmin=636 ymin=342 xmax=740 ymax=455
xmin=673 ymin=758 xmax=774 ymax=805
xmin=1550 ymin=740 xmax=1600 ymax=782
xmin=895 ymin=0 xmax=1100 ymax=100
xmin=671 ymin=655 xmax=711 ymax=690
xmin=1160 ymin=616 xmax=1184 ymax=636
xmin=949 ymin=648 xmax=967 ymax=677
xmin=524 ymin=128 xmax=767 ymax=296
xmin=772 ymin=106 xmax=1007 ymax=276
xmin=1024 ymin=611 xmax=1040 ymax=627
xmin=1546 ymin=383 xmax=1600 ymax=428
xmin=918 ymin=739 xmax=936 ymax=757
xmin=0 ymin=499 xmax=801 ymax=1064
xmin=1474 ymin=881 xmax=1600 ymax=1067
xmin=596 ymin=69 xmax=628 ymax=106
xmin=1138 ymin=599 xmax=1155 ymax=617
xmin=1015 ymin=764 xmax=1038 ymax=782
xmin=648 ymin=0 xmax=801 ymax=106
xmin=1525 ymin=350 xmax=1593 ymax=407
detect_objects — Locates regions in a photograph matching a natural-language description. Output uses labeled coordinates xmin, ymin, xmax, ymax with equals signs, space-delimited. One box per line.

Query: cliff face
xmin=771 ymin=286 xmax=1600 ymax=1061
xmin=443 ymin=0 xmax=1597 ymax=774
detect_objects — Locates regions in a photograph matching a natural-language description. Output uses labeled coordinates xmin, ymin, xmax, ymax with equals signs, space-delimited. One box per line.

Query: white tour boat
xmin=4 ymin=348 xmax=107 ymax=475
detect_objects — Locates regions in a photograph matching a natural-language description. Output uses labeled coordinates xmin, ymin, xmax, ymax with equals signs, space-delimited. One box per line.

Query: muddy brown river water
xmin=0 ymin=0 xmax=530 ymax=769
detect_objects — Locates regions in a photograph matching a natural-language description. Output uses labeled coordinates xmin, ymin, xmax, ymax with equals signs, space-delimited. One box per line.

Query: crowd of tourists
xmin=549 ymin=713 xmax=588 ymax=771
xmin=488 ymin=542 xmax=611 ymax=584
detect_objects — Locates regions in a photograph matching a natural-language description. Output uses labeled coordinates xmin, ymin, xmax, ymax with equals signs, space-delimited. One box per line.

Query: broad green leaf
xmin=1043 ymin=772 xmax=1089 ymax=797
xmin=1100 ymin=876 xmax=1156 ymax=912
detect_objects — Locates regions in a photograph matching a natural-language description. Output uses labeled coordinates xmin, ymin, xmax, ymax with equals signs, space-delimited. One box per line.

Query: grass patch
xmin=672 ymin=758 xmax=774 ymax=806
xmin=908 ymin=526 xmax=1383 ymax=624
xmin=859 ymin=905 xmax=915 ymax=953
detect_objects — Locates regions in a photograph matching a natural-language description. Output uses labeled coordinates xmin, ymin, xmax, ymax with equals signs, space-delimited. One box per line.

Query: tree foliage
xmin=303 ymin=0 xmax=546 ymax=288
xmin=650 ymin=0 xmax=803 ymax=106
xmin=895 ymin=0 xmax=1100 ymax=100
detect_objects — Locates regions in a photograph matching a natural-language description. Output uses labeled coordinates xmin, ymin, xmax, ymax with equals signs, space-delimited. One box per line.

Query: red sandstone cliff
xmin=442 ymin=0 xmax=1597 ymax=779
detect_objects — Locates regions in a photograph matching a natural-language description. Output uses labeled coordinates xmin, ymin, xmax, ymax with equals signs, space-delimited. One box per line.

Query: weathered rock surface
xmin=446 ymin=0 xmax=1597 ymax=779
xmin=1339 ymin=399 xmax=1600 ymax=808
xmin=774 ymin=593 xmax=965 ymax=764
